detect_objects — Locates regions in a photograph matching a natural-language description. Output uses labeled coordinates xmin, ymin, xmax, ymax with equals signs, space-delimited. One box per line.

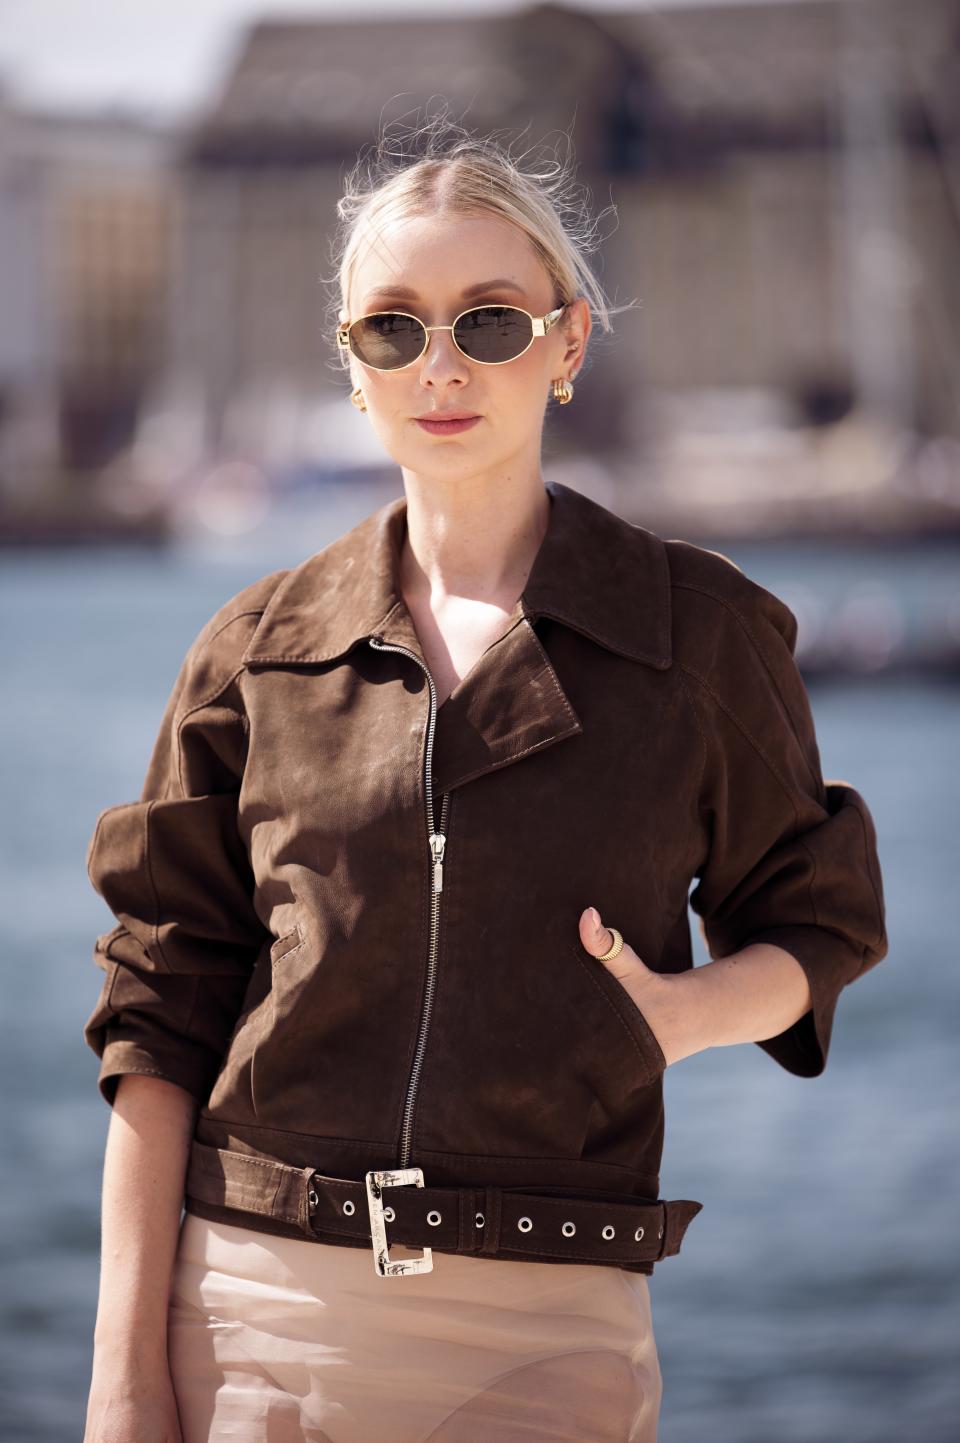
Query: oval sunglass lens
xmin=454 ymin=307 xmax=531 ymax=363
xmin=351 ymin=314 xmax=423 ymax=369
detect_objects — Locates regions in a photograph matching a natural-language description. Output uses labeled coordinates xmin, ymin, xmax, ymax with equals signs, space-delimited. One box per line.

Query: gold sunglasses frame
xmin=335 ymin=302 xmax=569 ymax=371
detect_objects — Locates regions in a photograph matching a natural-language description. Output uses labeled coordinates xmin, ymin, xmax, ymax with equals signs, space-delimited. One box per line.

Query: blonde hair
xmin=320 ymin=103 xmax=638 ymax=380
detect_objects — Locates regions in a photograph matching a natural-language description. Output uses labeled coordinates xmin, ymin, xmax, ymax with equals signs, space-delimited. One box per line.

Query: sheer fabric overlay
xmin=167 ymin=1211 xmax=662 ymax=1442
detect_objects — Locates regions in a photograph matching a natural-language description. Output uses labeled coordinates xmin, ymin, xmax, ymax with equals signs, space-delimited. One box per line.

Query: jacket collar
xmin=241 ymin=477 xmax=672 ymax=671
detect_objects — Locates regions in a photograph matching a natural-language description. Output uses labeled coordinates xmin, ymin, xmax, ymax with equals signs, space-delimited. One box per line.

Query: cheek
xmin=359 ymin=375 xmax=408 ymax=424
xmin=494 ymin=354 xmax=550 ymax=409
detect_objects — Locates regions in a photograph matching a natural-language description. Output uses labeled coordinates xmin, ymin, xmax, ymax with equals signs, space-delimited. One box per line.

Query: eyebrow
xmin=361 ymin=277 xmax=528 ymax=307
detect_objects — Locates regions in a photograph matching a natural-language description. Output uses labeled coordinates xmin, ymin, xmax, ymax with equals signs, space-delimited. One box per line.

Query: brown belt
xmin=185 ymin=1140 xmax=703 ymax=1277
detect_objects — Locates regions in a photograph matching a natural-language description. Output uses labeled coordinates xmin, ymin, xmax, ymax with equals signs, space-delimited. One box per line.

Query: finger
xmin=580 ymin=906 xmax=613 ymax=958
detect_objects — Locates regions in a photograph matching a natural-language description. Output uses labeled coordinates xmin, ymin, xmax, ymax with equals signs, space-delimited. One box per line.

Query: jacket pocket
xmin=569 ymin=943 xmax=668 ymax=1079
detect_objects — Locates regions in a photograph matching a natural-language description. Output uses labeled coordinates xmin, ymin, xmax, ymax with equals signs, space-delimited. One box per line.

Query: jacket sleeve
xmin=82 ymin=609 xmax=271 ymax=1108
xmin=682 ymin=570 xmax=888 ymax=1077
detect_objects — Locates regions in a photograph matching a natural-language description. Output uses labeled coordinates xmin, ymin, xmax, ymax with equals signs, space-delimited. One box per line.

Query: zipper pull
xmin=429 ymin=832 xmax=446 ymax=893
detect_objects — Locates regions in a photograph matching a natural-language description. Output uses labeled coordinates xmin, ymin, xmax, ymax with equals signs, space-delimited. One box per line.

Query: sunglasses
xmin=336 ymin=302 xmax=569 ymax=371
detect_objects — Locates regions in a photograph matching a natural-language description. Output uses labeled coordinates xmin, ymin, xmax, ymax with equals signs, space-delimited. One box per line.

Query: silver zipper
xmin=369 ymin=634 xmax=450 ymax=1169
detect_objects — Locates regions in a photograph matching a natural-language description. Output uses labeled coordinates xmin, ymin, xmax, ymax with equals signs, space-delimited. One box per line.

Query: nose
xmin=419 ymin=324 xmax=469 ymax=381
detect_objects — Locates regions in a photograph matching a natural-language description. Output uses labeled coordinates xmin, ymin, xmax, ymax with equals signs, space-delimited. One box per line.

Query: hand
xmin=578 ymin=907 xmax=694 ymax=1068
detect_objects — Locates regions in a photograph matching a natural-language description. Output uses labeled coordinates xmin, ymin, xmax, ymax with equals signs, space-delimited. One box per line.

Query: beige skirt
xmin=167 ymin=1210 xmax=662 ymax=1442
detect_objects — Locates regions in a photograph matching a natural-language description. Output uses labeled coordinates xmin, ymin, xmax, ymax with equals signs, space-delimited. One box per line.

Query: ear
xmin=561 ymin=297 xmax=590 ymax=368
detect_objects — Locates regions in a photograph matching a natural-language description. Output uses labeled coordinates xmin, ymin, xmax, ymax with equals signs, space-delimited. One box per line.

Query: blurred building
xmin=0 ymin=83 xmax=173 ymax=518
xmin=159 ymin=0 xmax=959 ymax=478
xmin=1 ymin=0 xmax=958 ymax=538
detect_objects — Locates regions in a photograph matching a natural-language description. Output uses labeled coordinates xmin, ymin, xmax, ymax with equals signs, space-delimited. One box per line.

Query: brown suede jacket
xmin=83 ymin=479 xmax=888 ymax=1275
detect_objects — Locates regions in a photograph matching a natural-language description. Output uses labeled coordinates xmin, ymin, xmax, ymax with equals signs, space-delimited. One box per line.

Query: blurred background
xmin=1 ymin=0 xmax=958 ymax=1439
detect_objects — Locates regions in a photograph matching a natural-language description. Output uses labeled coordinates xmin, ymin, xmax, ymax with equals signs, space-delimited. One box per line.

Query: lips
xmin=415 ymin=414 xmax=482 ymax=436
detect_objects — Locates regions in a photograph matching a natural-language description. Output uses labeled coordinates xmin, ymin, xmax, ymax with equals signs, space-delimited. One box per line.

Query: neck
xmin=398 ymin=473 xmax=551 ymax=609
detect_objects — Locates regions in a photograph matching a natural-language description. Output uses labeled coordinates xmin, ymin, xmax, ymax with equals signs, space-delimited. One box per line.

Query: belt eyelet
xmin=517 ymin=1216 xmax=533 ymax=1233
xmin=601 ymin=1224 xmax=616 ymax=1240
xmin=342 ymin=1199 xmax=356 ymax=1216
xmin=562 ymin=1221 xmax=576 ymax=1237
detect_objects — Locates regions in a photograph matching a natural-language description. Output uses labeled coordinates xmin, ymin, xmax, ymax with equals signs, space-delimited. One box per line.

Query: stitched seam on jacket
xmin=414 ymin=1147 xmax=651 ymax=1173
xmin=174 ymin=665 xmax=249 ymax=798
xmin=679 ymin=660 xmax=827 ymax=938
xmin=196 ymin=1118 xmax=414 ymax=1147
xmin=572 ymin=949 xmax=664 ymax=1077
xmin=675 ymin=665 xmax=707 ymax=835
xmin=523 ymin=622 xmax=581 ymax=729
xmin=677 ymin=660 xmax=803 ymax=820
xmin=679 ymin=657 xmax=877 ymax=952
xmin=672 ymin=579 xmax=820 ymax=794
xmin=108 ymin=1066 xmax=185 ymax=1084
xmin=142 ymin=798 xmax=173 ymax=974
xmin=525 ymin=591 xmax=669 ymax=666
xmin=100 ymin=922 xmax=129 ymax=960
xmin=104 ymin=958 xmax=121 ymax=1015
xmin=439 ymin=718 xmax=581 ymax=792
xmin=270 ymin=923 xmax=305 ymax=963
xmin=171 ymin=607 xmax=267 ymax=795
xmin=190 ymin=1122 xmax=652 ymax=1175
xmin=94 ymin=611 xmax=266 ymax=1005
xmin=205 ymin=606 xmax=268 ymax=653
xmin=437 ymin=625 xmax=581 ymax=790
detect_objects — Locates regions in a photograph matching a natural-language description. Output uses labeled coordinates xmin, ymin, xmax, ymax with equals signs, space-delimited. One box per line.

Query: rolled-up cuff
xmin=93 ymin=1025 xmax=217 ymax=1108
xmin=739 ymin=924 xmax=868 ymax=1078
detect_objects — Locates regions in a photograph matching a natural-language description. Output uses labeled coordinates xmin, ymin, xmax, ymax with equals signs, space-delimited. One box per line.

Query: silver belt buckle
xmin=364 ymin=1167 xmax=434 ymax=1277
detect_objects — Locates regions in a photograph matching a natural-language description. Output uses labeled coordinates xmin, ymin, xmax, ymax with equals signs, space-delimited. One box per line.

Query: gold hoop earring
xmin=350 ymin=386 xmax=367 ymax=412
xmin=552 ymin=376 xmax=574 ymax=405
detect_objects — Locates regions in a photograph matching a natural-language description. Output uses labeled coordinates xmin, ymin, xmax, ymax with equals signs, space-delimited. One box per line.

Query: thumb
xmin=579 ymin=906 xmax=615 ymax=959
xmin=579 ymin=906 xmax=647 ymax=985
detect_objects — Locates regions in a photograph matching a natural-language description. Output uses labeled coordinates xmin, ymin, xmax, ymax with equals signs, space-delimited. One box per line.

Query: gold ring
xmin=595 ymin=926 xmax=624 ymax=962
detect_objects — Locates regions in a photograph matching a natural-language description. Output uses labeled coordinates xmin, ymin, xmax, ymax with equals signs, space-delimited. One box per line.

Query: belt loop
xmin=300 ymin=1166 xmax=318 ymax=1236
xmin=655 ymin=1201 xmax=669 ymax=1260
xmin=457 ymin=1187 xmax=476 ymax=1253
xmin=478 ymin=1185 xmax=501 ymax=1256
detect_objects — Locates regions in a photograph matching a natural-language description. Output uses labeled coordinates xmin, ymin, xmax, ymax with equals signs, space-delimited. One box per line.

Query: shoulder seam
xmin=674 ymin=665 xmax=707 ymax=835
xmin=676 ymin=658 xmax=802 ymax=818
xmin=181 ymin=607 xmax=266 ymax=713
xmin=670 ymin=577 xmax=817 ymax=788
xmin=174 ymin=664 xmax=249 ymax=797
xmin=173 ymin=608 xmax=266 ymax=798
xmin=204 ymin=605 xmax=269 ymax=652
xmin=679 ymin=658 xmax=824 ymax=930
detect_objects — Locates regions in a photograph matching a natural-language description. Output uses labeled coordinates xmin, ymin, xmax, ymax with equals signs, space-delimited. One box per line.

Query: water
xmin=1 ymin=503 xmax=958 ymax=1441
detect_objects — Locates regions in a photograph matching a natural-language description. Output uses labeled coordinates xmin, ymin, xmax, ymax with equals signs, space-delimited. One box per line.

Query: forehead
xmin=347 ymin=212 xmax=548 ymax=311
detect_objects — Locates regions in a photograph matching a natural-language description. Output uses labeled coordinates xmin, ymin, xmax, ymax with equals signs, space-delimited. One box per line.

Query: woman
xmin=82 ymin=118 xmax=887 ymax=1443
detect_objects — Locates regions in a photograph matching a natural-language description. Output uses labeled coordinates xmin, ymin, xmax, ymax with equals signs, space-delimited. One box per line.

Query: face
xmin=339 ymin=210 xmax=590 ymax=490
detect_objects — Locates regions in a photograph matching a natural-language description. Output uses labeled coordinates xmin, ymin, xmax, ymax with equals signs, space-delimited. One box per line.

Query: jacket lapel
xmin=428 ymin=613 xmax=583 ymax=794
xmin=241 ymin=479 xmax=672 ymax=792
